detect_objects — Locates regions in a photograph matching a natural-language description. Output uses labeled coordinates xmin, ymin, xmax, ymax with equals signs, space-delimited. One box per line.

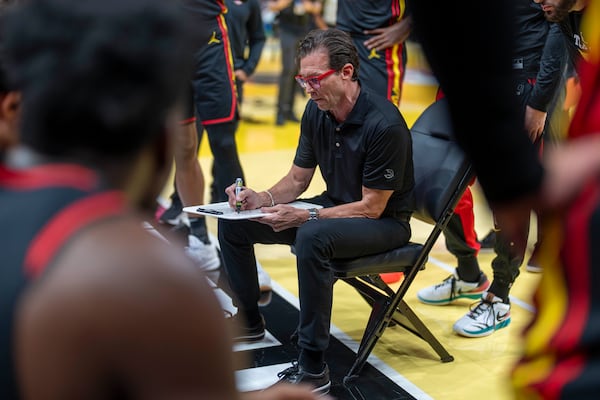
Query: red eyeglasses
xmin=295 ymin=69 xmax=336 ymax=89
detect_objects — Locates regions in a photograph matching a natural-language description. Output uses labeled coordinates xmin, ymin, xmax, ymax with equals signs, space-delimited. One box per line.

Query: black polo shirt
xmin=294 ymin=87 xmax=415 ymax=220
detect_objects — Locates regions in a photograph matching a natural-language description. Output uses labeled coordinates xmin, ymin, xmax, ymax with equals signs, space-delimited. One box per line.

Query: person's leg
xmin=218 ymin=218 xmax=296 ymax=328
xmin=203 ymin=119 xmax=245 ymax=203
xmin=158 ymin=85 xmax=196 ymax=227
xmin=418 ymin=188 xmax=490 ymax=305
xmin=452 ymin=212 xmax=528 ymax=338
xmin=276 ymin=29 xmax=299 ymax=125
xmin=293 ymin=217 xmax=410 ymax=373
xmin=172 ymin=121 xmax=222 ymax=273
xmin=487 ymin=216 xmax=529 ymax=302
xmin=174 ymin=122 xmax=205 ymax=216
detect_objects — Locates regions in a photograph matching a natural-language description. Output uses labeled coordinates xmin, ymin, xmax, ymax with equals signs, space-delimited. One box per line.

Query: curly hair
xmin=2 ymin=0 xmax=194 ymax=158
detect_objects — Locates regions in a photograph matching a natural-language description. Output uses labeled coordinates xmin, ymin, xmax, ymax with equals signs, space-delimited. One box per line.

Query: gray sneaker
xmin=277 ymin=361 xmax=331 ymax=395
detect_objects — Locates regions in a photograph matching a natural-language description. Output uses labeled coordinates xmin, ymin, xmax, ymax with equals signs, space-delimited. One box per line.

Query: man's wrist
xmin=307 ymin=208 xmax=319 ymax=221
xmin=263 ymin=190 xmax=275 ymax=207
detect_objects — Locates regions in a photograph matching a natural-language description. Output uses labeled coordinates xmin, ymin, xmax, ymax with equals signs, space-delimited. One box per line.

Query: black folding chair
xmin=330 ymin=98 xmax=473 ymax=383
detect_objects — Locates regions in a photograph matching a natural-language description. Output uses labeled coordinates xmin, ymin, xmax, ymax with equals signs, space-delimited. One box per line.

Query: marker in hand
xmin=235 ymin=178 xmax=243 ymax=212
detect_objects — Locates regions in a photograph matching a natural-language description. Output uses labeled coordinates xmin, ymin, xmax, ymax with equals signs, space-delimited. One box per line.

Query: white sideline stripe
xmin=271 ymin=280 xmax=434 ymax=400
xmin=236 ymin=363 xmax=290 ymax=392
xmin=233 ymin=331 xmax=281 ymax=352
xmin=427 ymin=256 xmax=536 ymax=313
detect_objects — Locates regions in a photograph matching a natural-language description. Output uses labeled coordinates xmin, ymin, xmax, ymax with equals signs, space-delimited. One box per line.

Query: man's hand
xmin=363 ymin=17 xmax=412 ymax=51
xmin=256 ymin=204 xmax=307 ymax=232
xmin=524 ymin=105 xmax=547 ymax=142
xmin=235 ymin=69 xmax=248 ymax=82
xmin=224 ymin=182 xmax=263 ymax=211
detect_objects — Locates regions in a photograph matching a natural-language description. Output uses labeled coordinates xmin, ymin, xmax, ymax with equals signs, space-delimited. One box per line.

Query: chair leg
xmin=341 ymin=278 xmax=454 ymax=383
xmin=343 ymin=297 xmax=392 ymax=384
xmin=391 ymin=301 xmax=454 ymax=363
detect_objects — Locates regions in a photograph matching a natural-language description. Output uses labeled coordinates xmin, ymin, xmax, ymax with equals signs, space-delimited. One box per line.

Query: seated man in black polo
xmin=218 ymin=28 xmax=415 ymax=395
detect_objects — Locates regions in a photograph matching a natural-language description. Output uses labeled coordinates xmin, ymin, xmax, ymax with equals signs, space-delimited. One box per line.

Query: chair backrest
xmin=410 ymin=98 xmax=472 ymax=225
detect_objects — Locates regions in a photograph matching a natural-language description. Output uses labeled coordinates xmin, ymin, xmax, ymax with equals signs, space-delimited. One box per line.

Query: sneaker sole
xmin=313 ymin=381 xmax=331 ymax=396
xmin=417 ymin=291 xmax=486 ymax=305
xmin=526 ymin=264 xmax=543 ymax=273
xmin=258 ymin=290 xmax=272 ymax=307
xmin=233 ymin=331 xmax=265 ymax=343
xmin=454 ymin=318 xmax=511 ymax=338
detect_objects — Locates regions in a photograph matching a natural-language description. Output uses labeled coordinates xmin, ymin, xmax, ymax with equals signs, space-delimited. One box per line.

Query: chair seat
xmin=331 ymin=242 xmax=424 ymax=278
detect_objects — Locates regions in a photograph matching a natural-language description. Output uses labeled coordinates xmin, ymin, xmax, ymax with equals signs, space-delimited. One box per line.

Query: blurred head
xmin=3 ymin=0 xmax=192 ymax=160
xmin=296 ymin=29 xmax=359 ymax=111
xmin=2 ymin=0 xmax=194 ymax=207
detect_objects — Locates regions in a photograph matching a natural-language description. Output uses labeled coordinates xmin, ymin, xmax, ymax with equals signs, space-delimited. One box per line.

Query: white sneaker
xmin=256 ymin=261 xmax=273 ymax=307
xmin=185 ymin=234 xmax=221 ymax=272
xmin=257 ymin=261 xmax=272 ymax=292
xmin=417 ymin=271 xmax=489 ymax=305
xmin=453 ymin=292 xmax=511 ymax=338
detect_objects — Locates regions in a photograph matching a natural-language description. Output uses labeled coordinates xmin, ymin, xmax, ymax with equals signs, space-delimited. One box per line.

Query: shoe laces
xmin=435 ymin=275 xmax=456 ymax=289
xmin=277 ymin=360 xmax=300 ymax=380
xmin=435 ymin=275 xmax=458 ymax=299
xmin=467 ymin=299 xmax=497 ymax=325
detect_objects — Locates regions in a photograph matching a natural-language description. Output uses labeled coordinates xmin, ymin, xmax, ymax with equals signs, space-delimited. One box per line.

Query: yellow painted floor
xmin=186 ymin=41 xmax=541 ymax=400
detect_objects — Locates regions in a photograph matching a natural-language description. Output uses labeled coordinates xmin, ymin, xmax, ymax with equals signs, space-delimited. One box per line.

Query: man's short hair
xmin=2 ymin=0 xmax=193 ymax=158
xmin=297 ymin=29 xmax=360 ymax=81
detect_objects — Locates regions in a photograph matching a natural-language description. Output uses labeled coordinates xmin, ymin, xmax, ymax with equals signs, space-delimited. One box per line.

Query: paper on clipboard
xmin=183 ymin=201 xmax=323 ymax=220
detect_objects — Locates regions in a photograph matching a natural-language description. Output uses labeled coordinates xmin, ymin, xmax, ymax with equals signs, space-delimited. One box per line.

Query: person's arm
xmin=241 ymin=0 xmax=267 ymax=78
xmin=363 ymin=15 xmax=413 ymax=51
xmin=224 ymin=163 xmax=317 ymax=212
xmin=258 ymin=185 xmax=393 ymax=233
xmin=525 ymin=22 xmax=569 ymax=140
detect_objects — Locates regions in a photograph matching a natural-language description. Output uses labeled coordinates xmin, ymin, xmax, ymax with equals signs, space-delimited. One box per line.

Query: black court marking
xmin=235 ymin=291 xmax=418 ymax=400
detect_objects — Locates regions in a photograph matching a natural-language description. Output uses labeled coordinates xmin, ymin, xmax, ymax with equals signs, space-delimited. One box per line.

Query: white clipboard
xmin=183 ymin=201 xmax=323 ymax=220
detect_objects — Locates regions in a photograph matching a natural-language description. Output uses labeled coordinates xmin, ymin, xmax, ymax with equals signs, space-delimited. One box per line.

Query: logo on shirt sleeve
xmin=384 ymin=169 xmax=395 ymax=180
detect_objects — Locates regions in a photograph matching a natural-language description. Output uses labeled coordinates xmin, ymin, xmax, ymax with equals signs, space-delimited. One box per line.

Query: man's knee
xmin=294 ymin=223 xmax=327 ymax=259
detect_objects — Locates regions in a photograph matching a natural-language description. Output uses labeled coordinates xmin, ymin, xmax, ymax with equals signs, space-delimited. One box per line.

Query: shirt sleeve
xmin=363 ymin=123 xmax=412 ymax=190
xmin=528 ymin=23 xmax=569 ymax=112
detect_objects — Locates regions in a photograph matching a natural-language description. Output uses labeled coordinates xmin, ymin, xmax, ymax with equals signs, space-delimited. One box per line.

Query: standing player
xmin=159 ymin=0 xmax=246 ymax=275
xmin=336 ymin=0 xmax=412 ymax=107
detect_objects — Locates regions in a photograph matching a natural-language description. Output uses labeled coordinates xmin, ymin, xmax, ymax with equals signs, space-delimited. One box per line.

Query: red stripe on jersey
xmin=24 ymin=191 xmax=127 ymax=279
xmin=200 ymin=13 xmax=237 ymax=126
xmin=551 ymin=181 xmax=600 ymax=353
xmin=569 ymin=59 xmax=600 ymax=139
xmin=0 ymin=164 xmax=99 ymax=191
xmin=180 ymin=117 xmax=197 ymax=126
xmin=536 ymin=353 xmax=586 ymax=400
